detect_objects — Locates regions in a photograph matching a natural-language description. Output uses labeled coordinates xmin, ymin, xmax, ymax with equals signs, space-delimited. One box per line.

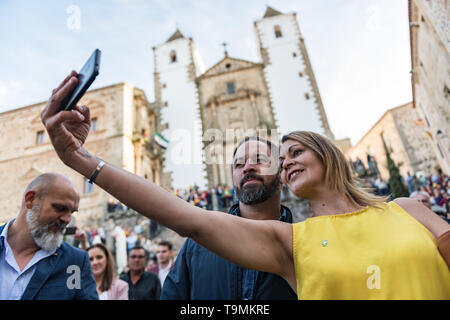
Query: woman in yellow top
xmin=280 ymin=132 xmax=450 ymax=299
xmin=41 ymin=72 xmax=450 ymax=299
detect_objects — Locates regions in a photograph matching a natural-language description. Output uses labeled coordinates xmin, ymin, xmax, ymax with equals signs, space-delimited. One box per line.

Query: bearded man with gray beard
xmin=161 ymin=137 xmax=297 ymax=300
xmin=0 ymin=173 xmax=98 ymax=300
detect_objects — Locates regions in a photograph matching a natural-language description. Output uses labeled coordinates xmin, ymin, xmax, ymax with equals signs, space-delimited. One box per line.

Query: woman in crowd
xmin=41 ymin=71 xmax=450 ymax=299
xmin=87 ymin=243 xmax=129 ymax=300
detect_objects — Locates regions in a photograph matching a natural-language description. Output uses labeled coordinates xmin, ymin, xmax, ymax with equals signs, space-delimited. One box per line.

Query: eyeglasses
xmin=130 ymin=255 xmax=145 ymax=259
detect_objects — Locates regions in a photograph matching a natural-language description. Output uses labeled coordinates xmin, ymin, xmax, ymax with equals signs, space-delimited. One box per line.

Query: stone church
xmin=155 ymin=6 xmax=334 ymax=189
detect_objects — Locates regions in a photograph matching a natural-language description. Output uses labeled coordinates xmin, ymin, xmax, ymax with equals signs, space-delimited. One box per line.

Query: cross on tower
xmin=221 ymin=42 xmax=229 ymax=57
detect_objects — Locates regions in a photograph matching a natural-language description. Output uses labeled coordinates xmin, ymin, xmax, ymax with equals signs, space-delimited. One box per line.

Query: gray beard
xmin=26 ymin=203 xmax=66 ymax=252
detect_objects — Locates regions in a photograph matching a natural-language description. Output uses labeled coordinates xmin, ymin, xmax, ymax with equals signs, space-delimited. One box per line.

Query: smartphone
xmin=64 ymin=226 xmax=77 ymax=235
xmin=60 ymin=49 xmax=101 ymax=111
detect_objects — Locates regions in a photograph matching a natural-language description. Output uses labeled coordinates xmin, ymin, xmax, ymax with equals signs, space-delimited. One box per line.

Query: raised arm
xmin=394 ymin=197 xmax=450 ymax=268
xmin=394 ymin=198 xmax=450 ymax=239
xmin=41 ymin=72 xmax=295 ymax=285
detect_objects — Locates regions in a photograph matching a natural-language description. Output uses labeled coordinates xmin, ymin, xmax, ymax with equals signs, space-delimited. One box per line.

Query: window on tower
xmin=170 ymin=50 xmax=177 ymax=63
xmin=91 ymin=117 xmax=98 ymax=132
xmin=36 ymin=130 xmax=44 ymax=145
xmin=227 ymin=82 xmax=236 ymax=95
xmin=274 ymin=25 xmax=283 ymax=38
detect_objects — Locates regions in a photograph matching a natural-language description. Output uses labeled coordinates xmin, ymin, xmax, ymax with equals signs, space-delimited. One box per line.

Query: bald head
xmin=24 ymin=173 xmax=77 ymax=204
xmin=17 ymin=173 xmax=79 ymax=251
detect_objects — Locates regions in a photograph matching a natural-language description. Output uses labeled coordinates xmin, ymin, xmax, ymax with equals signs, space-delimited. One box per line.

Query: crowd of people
xmin=365 ymin=170 xmax=450 ymax=219
xmin=349 ymin=155 xmax=449 ymax=220
xmin=65 ymin=218 xmax=176 ymax=300
xmin=405 ymin=170 xmax=450 ymax=220
xmin=59 ymin=164 xmax=449 ymax=300
xmin=350 ymin=155 xmax=379 ymax=178
xmin=174 ymin=185 xmax=236 ymax=210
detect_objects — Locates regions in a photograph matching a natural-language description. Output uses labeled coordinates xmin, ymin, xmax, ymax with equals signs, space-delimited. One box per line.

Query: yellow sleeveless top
xmin=292 ymin=201 xmax=450 ymax=299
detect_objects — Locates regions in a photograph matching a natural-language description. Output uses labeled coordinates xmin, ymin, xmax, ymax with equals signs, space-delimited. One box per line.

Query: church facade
xmin=197 ymin=55 xmax=277 ymax=187
xmin=154 ymin=6 xmax=334 ymax=189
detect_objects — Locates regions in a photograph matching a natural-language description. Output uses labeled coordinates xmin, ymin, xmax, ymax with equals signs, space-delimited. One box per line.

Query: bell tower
xmin=153 ymin=29 xmax=207 ymax=189
xmin=254 ymin=6 xmax=334 ymax=139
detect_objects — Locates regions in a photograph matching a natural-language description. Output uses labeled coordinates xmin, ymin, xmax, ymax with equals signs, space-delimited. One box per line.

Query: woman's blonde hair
xmin=282 ymin=131 xmax=388 ymax=208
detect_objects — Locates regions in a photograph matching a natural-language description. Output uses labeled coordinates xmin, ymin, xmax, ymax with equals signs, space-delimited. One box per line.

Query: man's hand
xmin=73 ymin=226 xmax=89 ymax=250
xmin=40 ymin=71 xmax=91 ymax=165
xmin=73 ymin=226 xmax=87 ymax=242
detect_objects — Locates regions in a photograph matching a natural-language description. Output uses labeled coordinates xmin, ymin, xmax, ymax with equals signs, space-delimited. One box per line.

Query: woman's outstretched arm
xmin=40 ymin=72 xmax=295 ymax=283
xmin=394 ymin=197 xmax=450 ymax=268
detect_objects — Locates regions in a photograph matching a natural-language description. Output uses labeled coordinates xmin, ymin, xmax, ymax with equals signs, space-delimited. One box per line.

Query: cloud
xmin=0 ymin=84 xmax=8 ymax=99
xmin=0 ymin=80 xmax=23 ymax=102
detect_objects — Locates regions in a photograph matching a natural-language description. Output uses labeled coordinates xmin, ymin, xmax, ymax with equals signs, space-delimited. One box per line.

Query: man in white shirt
xmin=0 ymin=173 xmax=98 ymax=299
xmin=147 ymin=241 xmax=174 ymax=287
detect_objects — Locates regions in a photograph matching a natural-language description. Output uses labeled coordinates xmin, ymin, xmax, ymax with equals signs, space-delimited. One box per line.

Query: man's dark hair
xmin=129 ymin=245 xmax=149 ymax=260
xmin=158 ymin=240 xmax=173 ymax=251
xmin=232 ymin=136 xmax=279 ymax=160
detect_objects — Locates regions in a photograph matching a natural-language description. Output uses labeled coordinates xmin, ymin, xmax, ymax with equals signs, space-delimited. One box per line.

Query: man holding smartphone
xmin=0 ymin=173 xmax=98 ymax=300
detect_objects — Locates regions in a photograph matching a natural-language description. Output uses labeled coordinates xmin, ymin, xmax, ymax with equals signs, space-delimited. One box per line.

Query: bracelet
xmin=88 ymin=161 xmax=105 ymax=184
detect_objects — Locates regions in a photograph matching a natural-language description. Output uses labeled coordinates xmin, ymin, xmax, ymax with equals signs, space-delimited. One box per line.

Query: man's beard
xmin=26 ymin=202 xmax=67 ymax=252
xmin=235 ymin=173 xmax=281 ymax=205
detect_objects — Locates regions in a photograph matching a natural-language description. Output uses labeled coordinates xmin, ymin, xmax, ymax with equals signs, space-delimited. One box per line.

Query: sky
xmin=0 ymin=0 xmax=412 ymax=147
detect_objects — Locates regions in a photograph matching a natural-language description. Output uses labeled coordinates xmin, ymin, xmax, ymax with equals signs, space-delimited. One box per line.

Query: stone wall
xmin=410 ymin=0 xmax=450 ymax=174
xmin=346 ymin=102 xmax=441 ymax=180
xmin=0 ymin=83 xmax=164 ymax=226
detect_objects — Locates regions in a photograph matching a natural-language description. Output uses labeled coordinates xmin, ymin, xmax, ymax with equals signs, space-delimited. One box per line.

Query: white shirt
xmin=0 ymin=219 xmax=56 ymax=300
xmin=99 ymin=291 xmax=109 ymax=300
xmin=158 ymin=260 xmax=174 ymax=288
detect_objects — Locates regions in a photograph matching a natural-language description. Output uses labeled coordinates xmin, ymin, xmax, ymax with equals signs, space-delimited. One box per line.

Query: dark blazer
xmin=161 ymin=204 xmax=297 ymax=300
xmin=0 ymin=224 xmax=99 ymax=300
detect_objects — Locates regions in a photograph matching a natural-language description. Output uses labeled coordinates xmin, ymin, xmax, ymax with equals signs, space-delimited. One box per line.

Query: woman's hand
xmin=40 ymin=71 xmax=91 ymax=165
